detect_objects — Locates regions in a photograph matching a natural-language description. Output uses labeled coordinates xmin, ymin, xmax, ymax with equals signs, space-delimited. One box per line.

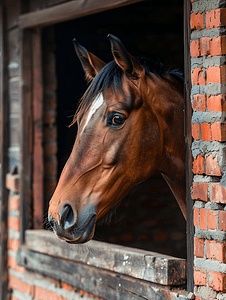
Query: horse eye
xmin=107 ymin=113 xmax=126 ymax=127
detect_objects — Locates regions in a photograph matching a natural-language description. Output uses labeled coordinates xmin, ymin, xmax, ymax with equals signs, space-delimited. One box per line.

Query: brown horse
xmin=48 ymin=35 xmax=185 ymax=244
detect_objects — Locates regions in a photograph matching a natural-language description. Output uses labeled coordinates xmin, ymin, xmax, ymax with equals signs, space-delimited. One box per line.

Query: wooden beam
xmin=184 ymin=0 xmax=194 ymax=293
xmin=19 ymin=0 xmax=143 ymax=29
xmin=17 ymin=246 xmax=189 ymax=300
xmin=24 ymin=229 xmax=187 ymax=286
xmin=32 ymin=28 xmax=44 ymax=229
xmin=19 ymin=28 xmax=33 ymax=243
xmin=0 ymin=5 xmax=9 ymax=300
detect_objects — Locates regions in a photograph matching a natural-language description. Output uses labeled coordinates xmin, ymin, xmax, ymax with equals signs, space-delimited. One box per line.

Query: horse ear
xmin=107 ymin=34 xmax=143 ymax=77
xmin=72 ymin=38 xmax=106 ymax=81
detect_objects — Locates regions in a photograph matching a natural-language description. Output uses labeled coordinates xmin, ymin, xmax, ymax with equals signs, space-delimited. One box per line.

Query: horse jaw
xmin=161 ymin=156 xmax=186 ymax=220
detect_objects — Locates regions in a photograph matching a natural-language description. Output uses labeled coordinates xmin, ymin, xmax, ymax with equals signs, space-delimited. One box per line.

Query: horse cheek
xmin=103 ymin=143 xmax=119 ymax=167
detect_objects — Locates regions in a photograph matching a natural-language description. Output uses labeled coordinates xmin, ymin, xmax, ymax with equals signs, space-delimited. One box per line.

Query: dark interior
xmin=54 ymin=0 xmax=186 ymax=258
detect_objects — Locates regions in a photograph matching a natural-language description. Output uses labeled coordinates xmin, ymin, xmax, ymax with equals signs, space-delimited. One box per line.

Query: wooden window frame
xmin=17 ymin=0 xmax=193 ymax=297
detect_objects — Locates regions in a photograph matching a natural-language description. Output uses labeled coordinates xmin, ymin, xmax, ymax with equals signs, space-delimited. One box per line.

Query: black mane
xmin=72 ymin=57 xmax=184 ymax=124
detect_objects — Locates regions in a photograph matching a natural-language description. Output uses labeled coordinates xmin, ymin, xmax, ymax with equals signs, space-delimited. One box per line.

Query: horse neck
xmin=152 ymin=78 xmax=186 ymax=219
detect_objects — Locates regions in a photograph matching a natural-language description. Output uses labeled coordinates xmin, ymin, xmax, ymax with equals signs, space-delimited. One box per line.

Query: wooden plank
xmin=0 ymin=5 xmax=9 ymax=300
xmin=19 ymin=28 xmax=33 ymax=243
xmin=17 ymin=246 xmax=189 ymax=300
xmin=32 ymin=28 xmax=44 ymax=229
xmin=9 ymin=78 xmax=19 ymax=95
xmin=9 ymin=114 xmax=20 ymax=146
xmin=29 ymin=0 xmax=68 ymax=12
xmin=184 ymin=0 xmax=194 ymax=293
xmin=19 ymin=0 xmax=144 ymax=29
xmin=25 ymin=230 xmax=187 ymax=286
xmin=6 ymin=0 xmax=20 ymax=30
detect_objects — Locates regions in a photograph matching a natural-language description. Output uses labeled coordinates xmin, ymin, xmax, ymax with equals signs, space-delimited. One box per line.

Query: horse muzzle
xmin=48 ymin=204 xmax=97 ymax=244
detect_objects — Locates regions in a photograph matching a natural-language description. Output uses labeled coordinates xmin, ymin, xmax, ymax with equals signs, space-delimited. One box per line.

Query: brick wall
xmin=191 ymin=0 xmax=226 ymax=299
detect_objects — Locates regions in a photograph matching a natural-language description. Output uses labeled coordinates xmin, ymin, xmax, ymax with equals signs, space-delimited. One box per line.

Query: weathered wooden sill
xmin=17 ymin=230 xmax=189 ymax=300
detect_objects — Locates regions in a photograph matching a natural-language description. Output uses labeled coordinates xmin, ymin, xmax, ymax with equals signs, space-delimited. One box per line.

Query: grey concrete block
xmin=205 ymin=202 xmax=224 ymax=210
xmin=192 ymin=0 xmax=226 ymax=14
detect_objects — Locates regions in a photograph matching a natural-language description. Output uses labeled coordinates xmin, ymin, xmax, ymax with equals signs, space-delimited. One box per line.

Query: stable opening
xmin=41 ymin=0 xmax=186 ymax=258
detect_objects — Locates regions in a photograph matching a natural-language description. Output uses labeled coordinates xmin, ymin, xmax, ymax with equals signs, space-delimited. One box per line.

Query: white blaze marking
xmin=81 ymin=93 xmax=104 ymax=134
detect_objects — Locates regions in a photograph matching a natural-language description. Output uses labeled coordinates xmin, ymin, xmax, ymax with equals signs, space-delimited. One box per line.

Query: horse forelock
xmin=70 ymin=61 xmax=123 ymax=126
xmin=70 ymin=57 xmax=184 ymax=127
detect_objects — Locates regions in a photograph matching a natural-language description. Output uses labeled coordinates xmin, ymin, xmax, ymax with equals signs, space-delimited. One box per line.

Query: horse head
xmin=48 ymin=35 xmax=185 ymax=244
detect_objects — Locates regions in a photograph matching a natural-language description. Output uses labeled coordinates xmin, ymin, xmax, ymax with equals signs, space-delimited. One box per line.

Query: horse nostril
xmin=60 ymin=204 xmax=77 ymax=230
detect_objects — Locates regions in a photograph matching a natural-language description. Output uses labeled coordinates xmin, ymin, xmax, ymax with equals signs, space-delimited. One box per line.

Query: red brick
xmin=6 ymin=172 xmax=20 ymax=193
xmin=8 ymin=238 xmax=19 ymax=252
xmin=9 ymin=275 xmax=32 ymax=295
xmin=207 ymin=210 xmax=217 ymax=230
xmin=206 ymin=8 xmax=226 ymax=29
xmin=211 ymin=122 xmax=226 ymax=141
xmin=8 ymin=216 xmax=20 ymax=232
xmin=44 ymin=141 xmax=57 ymax=156
xmin=194 ymin=237 xmax=205 ymax=258
xmin=44 ymin=157 xmax=57 ymax=176
xmin=208 ymin=271 xmax=226 ymax=291
xmin=210 ymin=36 xmax=226 ymax=56
xmin=205 ymin=154 xmax=222 ymax=176
xmin=191 ymin=12 xmax=204 ymax=30
xmin=154 ymin=231 xmax=168 ymax=242
xmin=43 ymin=289 xmax=59 ymax=300
xmin=8 ymin=195 xmax=20 ymax=211
xmin=200 ymin=37 xmax=210 ymax=56
xmin=34 ymin=286 xmax=44 ymax=299
xmin=219 ymin=210 xmax=226 ymax=231
xmin=44 ymin=94 xmax=57 ymax=110
xmin=120 ymin=232 xmax=135 ymax=243
xmin=207 ymin=240 xmax=226 ymax=263
xmin=192 ymin=122 xmax=200 ymax=140
xmin=44 ymin=126 xmax=57 ymax=139
xmin=194 ymin=267 xmax=207 ymax=286
xmin=207 ymin=95 xmax=226 ymax=112
xmin=171 ymin=231 xmax=185 ymax=241
xmin=211 ymin=183 xmax=226 ymax=204
xmin=206 ymin=65 xmax=226 ymax=84
xmin=191 ymin=68 xmax=206 ymax=85
xmin=201 ymin=123 xmax=211 ymax=141
xmin=191 ymin=40 xmax=200 ymax=58
xmin=193 ymin=182 xmax=208 ymax=201
xmin=8 ymin=255 xmax=25 ymax=273
xmin=194 ymin=207 xmax=199 ymax=227
xmin=193 ymin=155 xmax=204 ymax=174
xmin=44 ymin=110 xmax=56 ymax=125
xmin=192 ymin=94 xmax=206 ymax=111
xmin=200 ymin=208 xmax=207 ymax=230
xmin=61 ymin=282 xmax=73 ymax=291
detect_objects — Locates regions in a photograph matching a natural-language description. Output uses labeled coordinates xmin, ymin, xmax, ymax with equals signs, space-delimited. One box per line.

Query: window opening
xmin=42 ymin=0 xmax=187 ymax=258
